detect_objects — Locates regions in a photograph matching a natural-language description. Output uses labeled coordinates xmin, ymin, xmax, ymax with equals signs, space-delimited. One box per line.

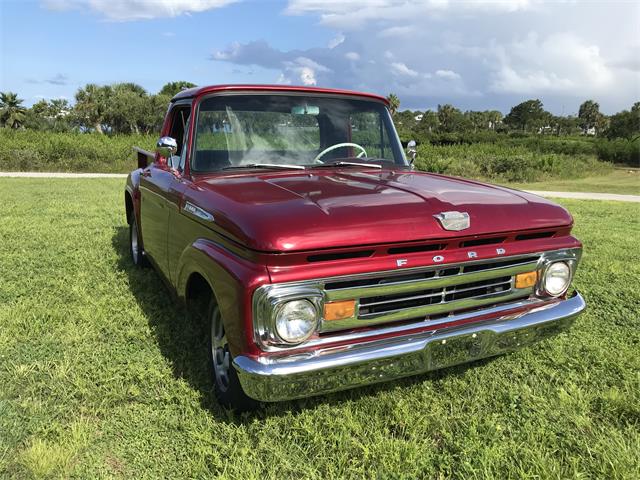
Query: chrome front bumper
xmin=234 ymin=292 xmax=586 ymax=402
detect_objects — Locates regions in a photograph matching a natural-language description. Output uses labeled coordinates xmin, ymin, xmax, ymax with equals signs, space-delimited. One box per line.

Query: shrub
xmin=0 ymin=130 xmax=155 ymax=173
xmin=414 ymin=143 xmax=612 ymax=183
xmin=595 ymin=138 xmax=640 ymax=167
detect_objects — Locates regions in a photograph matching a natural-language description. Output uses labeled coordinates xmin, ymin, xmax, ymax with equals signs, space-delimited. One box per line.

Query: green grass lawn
xmin=1 ymin=179 xmax=639 ymax=479
xmin=506 ymin=169 xmax=640 ymax=195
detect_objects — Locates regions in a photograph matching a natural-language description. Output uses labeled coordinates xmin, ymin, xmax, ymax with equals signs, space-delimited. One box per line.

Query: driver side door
xmin=139 ymin=102 xmax=191 ymax=280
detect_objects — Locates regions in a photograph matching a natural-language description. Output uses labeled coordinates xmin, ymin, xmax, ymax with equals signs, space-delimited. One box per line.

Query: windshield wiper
xmin=312 ymin=161 xmax=382 ymax=169
xmin=222 ymin=163 xmax=306 ymax=171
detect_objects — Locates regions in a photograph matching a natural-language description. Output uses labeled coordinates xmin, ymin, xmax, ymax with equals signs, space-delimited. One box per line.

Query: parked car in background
xmin=125 ymin=85 xmax=586 ymax=409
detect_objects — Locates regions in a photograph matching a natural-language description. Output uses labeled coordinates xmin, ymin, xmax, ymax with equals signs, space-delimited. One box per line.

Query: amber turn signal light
xmin=324 ymin=300 xmax=356 ymax=321
xmin=515 ymin=271 xmax=538 ymax=289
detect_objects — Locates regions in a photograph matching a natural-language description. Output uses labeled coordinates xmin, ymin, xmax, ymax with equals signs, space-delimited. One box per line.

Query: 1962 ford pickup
xmin=125 ymin=84 xmax=586 ymax=410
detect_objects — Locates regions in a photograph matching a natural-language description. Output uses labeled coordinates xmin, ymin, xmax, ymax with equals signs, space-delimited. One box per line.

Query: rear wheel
xmin=129 ymin=218 xmax=146 ymax=267
xmin=208 ymin=300 xmax=258 ymax=411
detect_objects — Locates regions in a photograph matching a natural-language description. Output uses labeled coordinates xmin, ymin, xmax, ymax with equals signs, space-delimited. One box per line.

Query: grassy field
xmin=1 ymin=179 xmax=639 ymax=479
xmin=507 ymin=169 xmax=640 ymax=196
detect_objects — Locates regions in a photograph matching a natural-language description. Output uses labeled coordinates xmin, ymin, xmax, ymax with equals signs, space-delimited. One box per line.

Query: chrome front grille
xmin=358 ymin=275 xmax=513 ymax=318
xmin=321 ymin=255 xmax=540 ymax=332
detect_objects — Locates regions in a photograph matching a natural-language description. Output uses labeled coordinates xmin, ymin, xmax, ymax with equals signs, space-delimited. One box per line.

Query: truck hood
xmin=188 ymin=169 xmax=572 ymax=252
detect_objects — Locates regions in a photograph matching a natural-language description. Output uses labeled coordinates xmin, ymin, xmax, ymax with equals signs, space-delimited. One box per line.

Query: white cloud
xmin=211 ymin=1 xmax=638 ymax=113
xmin=489 ymin=32 xmax=613 ymax=94
xmin=282 ymin=57 xmax=330 ymax=85
xmin=378 ymin=26 xmax=415 ymax=38
xmin=391 ymin=62 xmax=419 ymax=77
xmin=435 ymin=69 xmax=461 ymax=80
xmin=42 ymin=0 xmax=237 ymax=21
xmin=285 ymin=0 xmax=539 ymax=28
xmin=213 ymin=42 xmax=332 ymax=86
xmin=328 ymin=33 xmax=345 ymax=48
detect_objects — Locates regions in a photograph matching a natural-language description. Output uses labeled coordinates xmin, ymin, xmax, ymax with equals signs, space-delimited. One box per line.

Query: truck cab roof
xmin=171 ymin=84 xmax=390 ymax=105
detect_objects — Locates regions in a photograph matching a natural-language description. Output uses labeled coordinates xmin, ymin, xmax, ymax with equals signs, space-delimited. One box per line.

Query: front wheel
xmin=208 ymin=300 xmax=258 ymax=411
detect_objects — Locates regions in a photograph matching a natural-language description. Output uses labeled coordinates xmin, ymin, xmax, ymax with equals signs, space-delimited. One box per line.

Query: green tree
xmin=74 ymin=84 xmax=111 ymax=133
xmin=417 ymin=110 xmax=438 ymax=135
xmin=549 ymin=115 xmax=579 ymax=136
xmin=394 ymin=110 xmax=417 ymax=129
xmin=578 ymin=100 xmax=604 ymax=135
xmin=159 ymin=81 xmax=196 ymax=97
xmin=26 ymin=98 xmax=72 ymax=131
xmin=0 ymin=92 xmax=27 ymax=129
xmin=437 ymin=104 xmax=467 ymax=133
xmin=144 ymin=94 xmax=172 ymax=133
xmin=386 ymin=93 xmax=400 ymax=116
xmin=486 ymin=110 xmax=503 ymax=130
xmin=105 ymin=83 xmax=149 ymax=134
xmin=464 ymin=111 xmax=487 ymax=132
xmin=606 ymin=102 xmax=640 ymax=139
xmin=504 ymin=99 xmax=547 ymax=133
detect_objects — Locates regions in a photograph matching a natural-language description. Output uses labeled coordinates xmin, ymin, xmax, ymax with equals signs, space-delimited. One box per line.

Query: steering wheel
xmin=313 ymin=142 xmax=368 ymax=163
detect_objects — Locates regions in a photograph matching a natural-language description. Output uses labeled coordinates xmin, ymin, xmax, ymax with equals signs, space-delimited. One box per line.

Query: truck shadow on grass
xmin=111 ymin=225 xmax=493 ymax=422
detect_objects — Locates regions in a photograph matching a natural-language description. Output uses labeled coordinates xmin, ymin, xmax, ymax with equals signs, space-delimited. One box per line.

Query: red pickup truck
xmin=125 ymin=84 xmax=586 ymax=410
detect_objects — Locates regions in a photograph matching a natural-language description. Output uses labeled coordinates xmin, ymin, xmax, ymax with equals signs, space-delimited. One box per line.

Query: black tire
xmin=129 ymin=217 xmax=147 ymax=267
xmin=207 ymin=299 xmax=259 ymax=411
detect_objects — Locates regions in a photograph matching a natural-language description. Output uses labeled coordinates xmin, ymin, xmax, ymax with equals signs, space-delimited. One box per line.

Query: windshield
xmin=191 ymin=94 xmax=406 ymax=172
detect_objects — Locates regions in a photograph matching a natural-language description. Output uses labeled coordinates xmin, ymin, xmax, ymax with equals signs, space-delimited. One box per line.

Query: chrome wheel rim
xmin=210 ymin=306 xmax=230 ymax=392
xmin=131 ymin=221 xmax=139 ymax=264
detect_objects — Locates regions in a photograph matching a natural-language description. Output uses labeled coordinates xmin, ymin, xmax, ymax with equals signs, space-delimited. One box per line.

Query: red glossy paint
xmin=124 ymin=84 xmax=582 ymax=360
xmin=185 ymin=169 xmax=573 ymax=252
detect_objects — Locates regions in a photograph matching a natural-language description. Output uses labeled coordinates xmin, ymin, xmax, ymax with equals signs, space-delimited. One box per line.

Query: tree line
xmin=388 ymin=95 xmax=639 ymax=141
xmin=0 ymin=83 xmax=637 ymax=142
xmin=0 ymin=81 xmax=195 ymax=134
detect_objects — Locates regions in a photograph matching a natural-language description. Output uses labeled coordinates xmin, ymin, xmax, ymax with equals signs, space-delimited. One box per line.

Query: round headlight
xmin=274 ymin=299 xmax=318 ymax=344
xmin=543 ymin=261 xmax=571 ymax=296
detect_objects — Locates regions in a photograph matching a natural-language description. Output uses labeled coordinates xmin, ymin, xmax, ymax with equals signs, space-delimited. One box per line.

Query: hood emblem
xmin=434 ymin=211 xmax=470 ymax=231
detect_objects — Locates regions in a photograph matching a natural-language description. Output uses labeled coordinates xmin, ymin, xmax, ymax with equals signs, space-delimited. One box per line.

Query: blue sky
xmin=1 ymin=0 xmax=639 ymax=114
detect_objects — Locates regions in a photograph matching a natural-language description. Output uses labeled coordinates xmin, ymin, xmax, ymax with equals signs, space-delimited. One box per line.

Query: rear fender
xmin=125 ymin=170 xmax=144 ymax=248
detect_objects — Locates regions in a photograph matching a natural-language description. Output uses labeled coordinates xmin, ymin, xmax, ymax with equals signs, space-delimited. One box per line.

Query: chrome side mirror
xmin=156 ymin=136 xmax=178 ymax=159
xmin=407 ymin=140 xmax=417 ymax=166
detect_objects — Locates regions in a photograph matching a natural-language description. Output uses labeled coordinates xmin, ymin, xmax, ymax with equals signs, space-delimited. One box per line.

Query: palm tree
xmin=0 ymin=92 xmax=27 ymax=129
xmin=437 ymin=104 xmax=462 ymax=133
xmin=387 ymin=93 xmax=400 ymax=116
xmin=75 ymin=84 xmax=110 ymax=133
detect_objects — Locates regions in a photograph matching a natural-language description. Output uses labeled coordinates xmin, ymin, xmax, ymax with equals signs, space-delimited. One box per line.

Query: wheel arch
xmin=175 ymin=239 xmax=268 ymax=358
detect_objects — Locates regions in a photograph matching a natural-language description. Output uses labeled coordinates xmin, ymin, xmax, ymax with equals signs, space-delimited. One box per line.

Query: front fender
xmin=176 ymin=239 xmax=270 ymax=357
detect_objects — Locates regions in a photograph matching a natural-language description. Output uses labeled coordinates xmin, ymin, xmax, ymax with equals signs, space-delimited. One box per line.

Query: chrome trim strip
xmin=329 ymin=288 xmax=532 ymax=328
xmin=285 ymin=296 xmax=547 ymax=351
xmin=235 ymin=292 xmax=586 ymax=402
xmin=325 ymin=260 xmax=538 ymax=301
